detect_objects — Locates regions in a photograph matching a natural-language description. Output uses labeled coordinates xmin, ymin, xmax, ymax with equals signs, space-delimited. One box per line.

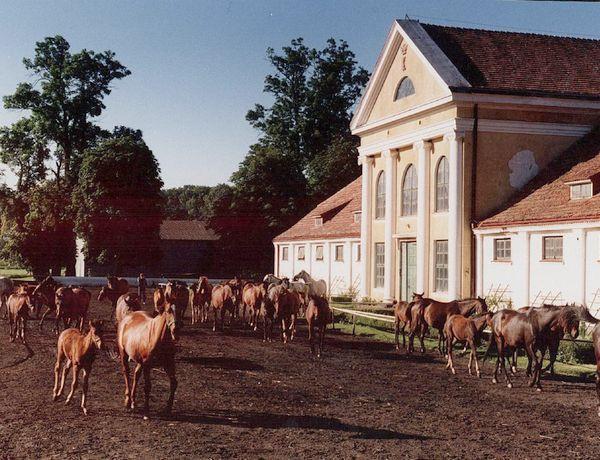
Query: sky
xmin=0 ymin=0 xmax=599 ymax=189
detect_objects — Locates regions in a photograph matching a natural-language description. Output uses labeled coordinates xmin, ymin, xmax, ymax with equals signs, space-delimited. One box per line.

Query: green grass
xmin=0 ymin=268 xmax=32 ymax=279
xmin=332 ymin=316 xmax=596 ymax=380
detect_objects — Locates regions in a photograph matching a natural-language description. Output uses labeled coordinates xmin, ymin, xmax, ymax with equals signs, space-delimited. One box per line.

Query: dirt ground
xmin=0 ymin=288 xmax=598 ymax=459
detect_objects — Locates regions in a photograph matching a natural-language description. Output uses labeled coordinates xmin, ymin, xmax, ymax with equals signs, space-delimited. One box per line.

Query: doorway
xmin=399 ymin=240 xmax=417 ymax=302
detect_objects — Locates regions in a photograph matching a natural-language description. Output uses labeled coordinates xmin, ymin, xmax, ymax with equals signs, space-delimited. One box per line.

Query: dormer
xmin=567 ymin=179 xmax=593 ymax=200
xmin=314 ymin=216 xmax=323 ymax=227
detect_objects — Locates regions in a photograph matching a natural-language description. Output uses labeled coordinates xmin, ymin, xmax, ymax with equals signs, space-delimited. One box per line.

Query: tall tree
xmin=2 ymin=35 xmax=130 ymax=274
xmin=74 ymin=133 xmax=163 ymax=275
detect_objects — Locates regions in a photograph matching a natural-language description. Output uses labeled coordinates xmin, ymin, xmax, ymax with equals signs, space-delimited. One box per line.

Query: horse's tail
xmin=576 ymin=305 xmax=600 ymax=324
xmin=482 ymin=329 xmax=496 ymax=364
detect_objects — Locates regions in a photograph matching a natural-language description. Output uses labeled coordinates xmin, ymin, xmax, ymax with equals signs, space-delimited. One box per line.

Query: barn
xmin=273 ymin=177 xmax=362 ymax=297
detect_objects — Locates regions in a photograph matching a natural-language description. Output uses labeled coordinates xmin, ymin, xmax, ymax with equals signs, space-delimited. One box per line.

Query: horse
xmin=393 ymin=300 xmax=413 ymax=350
xmin=115 ymin=293 xmax=142 ymax=326
xmin=153 ymin=286 xmax=165 ymax=314
xmin=52 ymin=320 xmax=104 ymax=415
xmin=227 ymin=276 xmax=244 ymax=319
xmin=191 ymin=276 xmax=212 ymax=324
xmin=107 ymin=276 xmax=129 ymax=295
xmin=242 ymin=282 xmax=266 ymax=330
xmin=54 ymin=287 xmax=92 ymax=334
xmin=263 ymin=274 xmax=284 ymax=286
xmin=444 ymin=312 xmax=492 ymax=377
xmin=117 ymin=303 xmax=178 ymax=417
xmin=281 ymin=277 xmax=309 ymax=309
xmin=269 ymin=285 xmax=298 ymax=343
xmin=306 ymin=296 xmax=331 ymax=357
xmin=165 ymin=280 xmax=189 ymax=324
xmin=211 ymin=284 xmax=236 ymax=332
xmin=487 ymin=304 xmax=583 ymax=391
xmin=6 ymin=293 xmax=33 ymax=343
xmin=409 ymin=294 xmax=488 ymax=356
xmin=98 ymin=286 xmax=123 ymax=321
xmin=293 ymin=270 xmax=327 ymax=298
xmin=35 ymin=276 xmax=60 ymax=330
xmin=0 ymin=276 xmax=14 ymax=319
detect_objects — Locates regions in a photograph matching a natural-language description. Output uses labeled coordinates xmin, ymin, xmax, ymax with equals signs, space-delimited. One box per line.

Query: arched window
xmin=375 ymin=171 xmax=385 ymax=219
xmin=394 ymin=77 xmax=415 ymax=101
xmin=401 ymin=164 xmax=418 ymax=216
xmin=435 ymin=156 xmax=449 ymax=212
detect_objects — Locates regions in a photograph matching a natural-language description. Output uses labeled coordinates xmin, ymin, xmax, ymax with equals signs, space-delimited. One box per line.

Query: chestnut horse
xmin=115 ymin=293 xmax=142 ymax=326
xmin=306 ymin=296 xmax=331 ymax=357
xmin=153 ymin=286 xmax=165 ymax=314
xmin=7 ymin=293 xmax=33 ymax=343
xmin=211 ymin=284 xmax=236 ymax=332
xmin=444 ymin=312 xmax=492 ymax=377
xmin=242 ymin=282 xmax=266 ymax=330
xmin=52 ymin=320 xmax=104 ymax=415
xmin=488 ymin=304 xmax=583 ymax=391
xmin=393 ymin=300 xmax=413 ymax=350
xmin=409 ymin=294 xmax=488 ymax=355
xmin=191 ymin=276 xmax=212 ymax=325
xmin=117 ymin=304 xmax=178 ymax=417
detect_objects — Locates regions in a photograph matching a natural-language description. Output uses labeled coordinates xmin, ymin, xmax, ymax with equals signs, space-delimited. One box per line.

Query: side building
xmin=273 ymin=178 xmax=362 ymax=297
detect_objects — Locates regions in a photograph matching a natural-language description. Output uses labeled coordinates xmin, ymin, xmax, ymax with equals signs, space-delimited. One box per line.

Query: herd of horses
xmin=0 ymin=271 xmax=331 ymax=418
xmin=393 ymin=292 xmax=600 ymax=416
xmin=2 ymin=273 xmax=600 ymax=418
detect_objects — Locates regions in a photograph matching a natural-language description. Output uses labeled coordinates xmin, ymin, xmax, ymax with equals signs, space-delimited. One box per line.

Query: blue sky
xmin=0 ymin=0 xmax=598 ymax=189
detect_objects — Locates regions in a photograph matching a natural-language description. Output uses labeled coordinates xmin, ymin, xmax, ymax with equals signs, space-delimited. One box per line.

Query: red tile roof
xmin=479 ymin=126 xmax=600 ymax=228
xmin=273 ymin=177 xmax=361 ymax=242
xmin=422 ymin=23 xmax=600 ymax=99
xmin=160 ymin=220 xmax=219 ymax=241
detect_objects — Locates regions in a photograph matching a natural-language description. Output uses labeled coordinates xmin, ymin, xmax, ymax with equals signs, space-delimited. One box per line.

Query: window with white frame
xmin=434 ymin=240 xmax=448 ymax=292
xmin=281 ymin=247 xmax=289 ymax=261
xmin=297 ymin=246 xmax=305 ymax=260
xmin=314 ymin=216 xmax=323 ymax=227
xmin=335 ymin=245 xmax=344 ymax=262
xmin=494 ymin=238 xmax=511 ymax=261
xmin=353 ymin=211 xmax=361 ymax=223
xmin=375 ymin=172 xmax=385 ymax=219
xmin=315 ymin=245 xmax=323 ymax=261
xmin=570 ymin=182 xmax=592 ymax=200
xmin=543 ymin=236 xmax=563 ymax=261
xmin=401 ymin=164 xmax=418 ymax=216
xmin=435 ymin=156 xmax=449 ymax=212
xmin=374 ymin=243 xmax=385 ymax=288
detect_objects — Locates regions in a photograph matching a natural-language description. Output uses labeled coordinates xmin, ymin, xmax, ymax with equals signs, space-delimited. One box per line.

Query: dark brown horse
xmin=165 ymin=280 xmax=189 ymax=324
xmin=227 ymin=276 xmax=244 ymax=319
xmin=444 ymin=312 xmax=492 ymax=377
xmin=409 ymin=294 xmax=488 ymax=355
xmin=393 ymin=300 xmax=413 ymax=350
xmin=52 ymin=320 xmax=104 ymax=415
xmin=54 ymin=287 xmax=92 ymax=334
xmin=269 ymin=285 xmax=298 ymax=343
xmin=35 ymin=276 xmax=60 ymax=330
xmin=117 ymin=303 xmax=178 ymax=417
xmin=190 ymin=276 xmax=212 ymax=325
xmin=488 ymin=304 xmax=582 ymax=390
xmin=306 ymin=296 xmax=331 ymax=357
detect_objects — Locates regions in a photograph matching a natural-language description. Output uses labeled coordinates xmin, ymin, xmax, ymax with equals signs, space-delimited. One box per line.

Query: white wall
xmin=275 ymin=238 xmax=361 ymax=297
xmin=478 ymin=224 xmax=600 ymax=314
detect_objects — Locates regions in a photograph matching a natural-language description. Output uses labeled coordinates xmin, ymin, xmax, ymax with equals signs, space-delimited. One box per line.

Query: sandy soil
xmin=0 ymin=288 xmax=598 ymax=459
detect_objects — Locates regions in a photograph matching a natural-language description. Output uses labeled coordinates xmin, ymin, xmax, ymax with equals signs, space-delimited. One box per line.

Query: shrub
xmin=556 ymin=340 xmax=596 ymax=365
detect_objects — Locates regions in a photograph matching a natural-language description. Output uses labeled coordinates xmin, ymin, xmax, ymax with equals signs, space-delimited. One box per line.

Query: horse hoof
xmin=65 ymin=398 xmax=71 ymax=405
xmin=143 ymin=415 xmax=150 ymax=421
xmin=492 ymin=378 xmax=498 ymax=384
xmin=82 ymin=408 xmax=88 ymax=416
xmin=507 ymin=383 xmax=513 ymax=389
xmin=451 ymin=369 xmax=456 ymax=375
xmin=536 ymin=388 xmax=542 ymax=392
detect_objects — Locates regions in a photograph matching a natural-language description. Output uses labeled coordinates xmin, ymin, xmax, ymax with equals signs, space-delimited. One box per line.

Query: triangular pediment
xmin=351 ymin=20 xmax=470 ymax=133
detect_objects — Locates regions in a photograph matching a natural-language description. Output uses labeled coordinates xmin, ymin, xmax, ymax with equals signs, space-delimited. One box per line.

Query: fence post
xmin=352 ymin=314 xmax=356 ymax=336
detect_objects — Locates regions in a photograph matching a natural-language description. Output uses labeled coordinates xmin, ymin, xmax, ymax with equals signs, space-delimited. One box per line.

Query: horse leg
xmin=212 ymin=307 xmax=217 ymax=332
xmin=290 ymin=313 xmax=296 ymax=341
xmin=446 ymin=334 xmax=456 ymax=375
xmin=419 ymin=324 xmax=426 ymax=354
xmin=471 ymin=339 xmax=481 ymax=378
xmin=401 ymin=323 xmax=407 ymax=349
xmin=499 ymin=342 xmax=512 ymax=388
xmin=80 ymin=367 xmax=90 ymax=415
xmin=52 ymin=350 xmax=65 ymax=400
xmin=308 ymin=319 xmax=315 ymax=355
xmin=395 ymin=320 xmax=400 ymax=351
xmin=8 ymin=315 xmax=15 ymax=342
xmin=544 ymin=341 xmax=558 ymax=375
xmin=39 ymin=307 xmax=51 ymax=331
xmin=120 ymin=352 xmax=132 ymax=409
xmin=164 ymin=360 xmax=177 ymax=414
xmin=319 ymin=323 xmax=325 ymax=358
xmin=57 ymin=359 xmax=72 ymax=398
xmin=65 ymin=364 xmax=80 ymax=404
xmin=143 ymin=366 xmax=152 ymax=417
xmin=281 ymin=318 xmax=287 ymax=343
xmin=596 ymin=366 xmax=600 ymax=417
xmin=438 ymin=329 xmax=445 ymax=356
xmin=492 ymin=338 xmax=501 ymax=384
xmin=528 ymin=344 xmax=542 ymax=391
xmin=130 ymin=363 xmax=143 ymax=410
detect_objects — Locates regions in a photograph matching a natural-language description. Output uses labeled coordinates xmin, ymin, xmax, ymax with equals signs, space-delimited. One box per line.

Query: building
xmin=76 ymin=220 xmax=219 ymax=277
xmin=273 ymin=177 xmax=362 ymax=297
xmin=474 ymin=128 xmax=600 ymax=310
xmin=353 ymin=20 xmax=600 ymax=302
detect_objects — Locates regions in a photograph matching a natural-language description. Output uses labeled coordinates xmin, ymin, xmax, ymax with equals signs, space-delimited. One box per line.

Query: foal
xmin=445 ymin=312 xmax=492 ymax=377
xmin=7 ymin=293 xmax=33 ymax=343
xmin=52 ymin=320 xmax=104 ymax=415
xmin=306 ymin=296 xmax=331 ymax=357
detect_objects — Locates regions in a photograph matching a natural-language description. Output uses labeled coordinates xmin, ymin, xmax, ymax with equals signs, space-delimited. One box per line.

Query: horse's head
xmin=163 ymin=303 xmax=178 ymax=341
xmin=98 ymin=287 xmax=107 ymax=302
xmin=476 ymin=296 xmax=489 ymax=313
xmin=88 ymin=320 xmax=105 ymax=350
xmin=555 ymin=306 xmax=580 ymax=339
xmin=281 ymin=277 xmax=290 ymax=289
xmin=412 ymin=292 xmax=424 ymax=302
xmin=55 ymin=287 xmax=72 ymax=307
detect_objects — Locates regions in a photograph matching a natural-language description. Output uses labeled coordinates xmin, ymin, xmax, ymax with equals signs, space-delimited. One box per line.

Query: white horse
xmin=293 ymin=270 xmax=327 ymax=298
xmin=282 ymin=277 xmax=310 ymax=304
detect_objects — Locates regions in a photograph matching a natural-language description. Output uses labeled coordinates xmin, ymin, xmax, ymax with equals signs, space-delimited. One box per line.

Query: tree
xmin=162 ymin=185 xmax=211 ymax=220
xmin=2 ymin=36 xmax=130 ymax=274
xmin=74 ymin=133 xmax=163 ymax=275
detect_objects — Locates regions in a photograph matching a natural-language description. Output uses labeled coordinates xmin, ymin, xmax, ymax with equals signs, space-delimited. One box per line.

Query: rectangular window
xmin=297 ymin=246 xmax=305 ymax=260
xmin=543 ymin=236 xmax=563 ymax=261
xmin=314 ymin=216 xmax=323 ymax=227
xmin=335 ymin=245 xmax=344 ymax=262
xmin=374 ymin=243 xmax=385 ymax=288
xmin=353 ymin=211 xmax=361 ymax=224
xmin=315 ymin=245 xmax=323 ymax=261
xmin=281 ymin=247 xmax=289 ymax=261
xmin=356 ymin=244 xmax=361 ymax=262
xmin=494 ymin=238 xmax=511 ymax=261
xmin=570 ymin=182 xmax=592 ymax=200
xmin=434 ymin=240 xmax=448 ymax=292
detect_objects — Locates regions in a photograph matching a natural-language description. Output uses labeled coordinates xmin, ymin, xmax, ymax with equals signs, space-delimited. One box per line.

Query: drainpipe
xmin=470 ymin=104 xmax=479 ymax=297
